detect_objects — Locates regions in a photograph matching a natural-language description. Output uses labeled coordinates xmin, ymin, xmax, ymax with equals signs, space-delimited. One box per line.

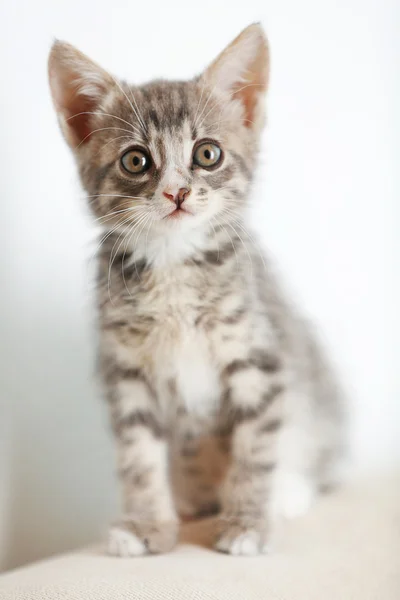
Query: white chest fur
xmin=173 ymin=328 xmax=220 ymax=416
xmin=135 ymin=268 xmax=221 ymax=418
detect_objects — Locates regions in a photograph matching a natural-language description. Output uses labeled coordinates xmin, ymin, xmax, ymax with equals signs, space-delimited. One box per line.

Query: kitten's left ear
xmin=48 ymin=40 xmax=114 ymax=148
xmin=202 ymin=23 xmax=269 ymax=130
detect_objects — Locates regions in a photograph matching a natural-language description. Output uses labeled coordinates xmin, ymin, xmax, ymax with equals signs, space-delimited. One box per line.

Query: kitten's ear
xmin=202 ymin=23 xmax=269 ymax=129
xmin=48 ymin=41 xmax=114 ymax=147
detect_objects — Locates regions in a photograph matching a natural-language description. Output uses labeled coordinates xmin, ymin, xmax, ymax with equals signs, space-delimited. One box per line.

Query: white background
xmin=0 ymin=0 xmax=398 ymax=571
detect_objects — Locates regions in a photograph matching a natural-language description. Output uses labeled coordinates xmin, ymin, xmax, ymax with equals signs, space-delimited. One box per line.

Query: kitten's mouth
xmin=165 ymin=208 xmax=192 ymax=219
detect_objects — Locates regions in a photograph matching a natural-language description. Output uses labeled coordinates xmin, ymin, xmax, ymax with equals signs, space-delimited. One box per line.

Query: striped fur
xmin=48 ymin=23 xmax=347 ymax=557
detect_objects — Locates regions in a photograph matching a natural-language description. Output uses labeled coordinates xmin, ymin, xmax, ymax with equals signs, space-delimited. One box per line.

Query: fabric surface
xmin=0 ymin=476 xmax=399 ymax=600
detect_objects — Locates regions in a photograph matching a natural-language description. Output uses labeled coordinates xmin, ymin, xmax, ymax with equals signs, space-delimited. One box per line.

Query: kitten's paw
xmin=215 ymin=517 xmax=270 ymax=556
xmin=108 ymin=519 xmax=179 ymax=556
xmin=271 ymin=472 xmax=315 ymax=520
xmin=108 ymin=526 xmax=146 ymax=557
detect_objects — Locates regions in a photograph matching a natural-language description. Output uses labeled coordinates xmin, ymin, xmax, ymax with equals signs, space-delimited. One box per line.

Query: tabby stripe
xmin=222 ymin=359 xmax=250 ymax=378
xmin=231 ymin=151 xmax=252 ymax=180
xmin=249 ymin=462 xmax=276 ymax=475
xmin=91 ymin=161 xmax=115 ymax=195
xmin=206 ymin=165 xmax=235 ymax=190
xmin=114 ymin=366 xmax=147 ymax=382
xmin=258 ymin=418 xmax=282 ymax=434
xmin=180 ymin=445 xmax=200 ymax=458
xmin=222 ymin=351 xmax=281 ymax=378
xmin=104 ymin=365 xmax=156 ymax=399
xmin=221 ymin=308 xmax=246 ymax=325
xmin=204 ymin=242 xmax=236 ymax=265
xmin=117 ymin=410 xmax=164 ymax=438
xmin=221 ymin=383 xmax=284 ymax=428
xmin=250 ymin=350 xmax=282 ymax=373
xmin=118 ymin=465 xmax=153 ymax=489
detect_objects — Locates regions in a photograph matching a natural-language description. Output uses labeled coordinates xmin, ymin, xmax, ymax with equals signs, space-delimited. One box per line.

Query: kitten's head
xmin=48 ymin=24 xmax=269 ymax=263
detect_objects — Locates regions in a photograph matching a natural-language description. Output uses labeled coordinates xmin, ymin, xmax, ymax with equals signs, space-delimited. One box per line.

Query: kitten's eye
xmin=193 ymin=142 xmax=222 ymax=169
xmin=121 ymin=149 xmax=151 ymax=174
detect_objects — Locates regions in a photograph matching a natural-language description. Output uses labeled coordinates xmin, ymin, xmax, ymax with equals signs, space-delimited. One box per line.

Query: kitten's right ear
xmin=48 ymin=41 xmax=114 ymax=148
xmin=201 ymin=23 xmax=269 ymax=132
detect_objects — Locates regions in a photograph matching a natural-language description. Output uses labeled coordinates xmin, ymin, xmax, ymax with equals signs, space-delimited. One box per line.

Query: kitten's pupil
xmin=204 ymin=149 xmax=211 ymax=160
xmin=133 ymin=156 xmax=140 ymax=166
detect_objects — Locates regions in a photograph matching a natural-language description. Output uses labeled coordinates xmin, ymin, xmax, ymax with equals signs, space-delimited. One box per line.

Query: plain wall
xmin=0 ymin=0 xmax=398 ymax=571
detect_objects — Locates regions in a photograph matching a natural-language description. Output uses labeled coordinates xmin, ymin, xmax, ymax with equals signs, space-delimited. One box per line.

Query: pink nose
xmin=163 ymin=188 xmax=191 ymax=208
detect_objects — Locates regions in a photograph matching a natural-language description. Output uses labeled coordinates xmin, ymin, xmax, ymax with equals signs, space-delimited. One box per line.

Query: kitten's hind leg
xmin=269 ymin=411 xmax=317 ymax=521
xmin=270 ymin=469 xmax=316 ymax=520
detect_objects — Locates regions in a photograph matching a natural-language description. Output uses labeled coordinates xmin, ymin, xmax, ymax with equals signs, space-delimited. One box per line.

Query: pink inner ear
xmin=235 ymin=84 xmax=258 ymax=127
xmin=233 ymin=50 xmax=268 ymax=127
xmin=51 ymin=65 xmax=99 ymax=146
xmin=66 ymin=93 xmax=95 ymax=144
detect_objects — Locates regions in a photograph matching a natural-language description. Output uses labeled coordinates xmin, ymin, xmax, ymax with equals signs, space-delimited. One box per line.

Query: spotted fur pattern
xmin=48 ymin=24 xmax=346 ymax=556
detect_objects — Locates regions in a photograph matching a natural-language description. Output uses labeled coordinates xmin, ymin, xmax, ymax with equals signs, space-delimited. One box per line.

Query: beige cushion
xmin=1 ymin=476 xmax=399 ymax=599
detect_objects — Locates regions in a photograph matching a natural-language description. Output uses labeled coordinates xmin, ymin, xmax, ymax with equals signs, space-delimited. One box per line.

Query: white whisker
xmin=194 ymin=83 xmax=217 ymax=130
xmin=222 ymin=207 xmax=268 ymax=273
xmin=208 ymin=217 xmax=220 ymax=261
xmin=75 ymin=126 xmax=137 ymax=148
xmin=107 ymin=74 xmax=148 ymax=136
xmin=94 ymin=134 xmax=136 ymax=157
xmin=213 ymin=217 xmax=239 ymax=268
xmin=193 ymin=79 xmax=206 ymax=129
xmin=219 ymin=212 xmax=253 ymax=275
xmin=128 ymin=87 xmax=147 ymax=134
xmin=66 ymin=111 xmax=141 ymax=134
xmin=107 ymin=215 xmax=143 ymax=305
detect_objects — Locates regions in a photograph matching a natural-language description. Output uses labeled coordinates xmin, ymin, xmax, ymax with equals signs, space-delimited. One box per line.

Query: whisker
xmin=123 ymin=212 xmax=152 ymax=285
xmin=66 ymin=111 xmax=141 ymax=134
xmin=219 ymin=212 xmax=253 ymax=275
xmin=75 ymin=126 xmax=137 ymax=148
xmin=222 ymin=207 xmax=268 ymax=273
xmin=194 ymin=83 xmax=217 ymax=130
xmin=128 ymin=87 xmax=147 ymax=135
xmin=81 ymin=194 xmax=148 ymax=200
xmin=197 ymin=98 xmax=225 ymax=130
xmin=93 ymin=134 xmax=136 ymax=157
xmin=213 ymin=217 xmax=239 ymax=268
xmin=107 ymin=217 xmax=140 ymax=305
xmin=208 ymin=217 xmax=220 ymax=261
xmin=193 ymin=79 xmax=206 ymax=129
xmin=121 ymin=219 xmax=148 ymax=298
xmin=107 ymin=74 xmax=148 ymax=136
xmin=197 ymin=82 xmax=262 ymax=130
xmin=86 ymin=213 xmax=137 ymax=284
xmin=93 ymin=206 xmax=145 ymax=224
xmin=122 ymin=211 xmax=153 ymax=294
xmin=206 ymin=117 xmax=256 ymax=129
xmin=144 ymin=213 xmax=154 ymax=259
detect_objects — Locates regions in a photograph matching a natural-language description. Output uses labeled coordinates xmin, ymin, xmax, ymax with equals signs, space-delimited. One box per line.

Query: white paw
xmin=271 ymin=472 xmax=315 ymax=520
xmin=215 ymin=523 xmax=270 ymax=556
xmin=218 ymin=530 xmax=259 ymax=556
xmin=108 ymin=526 xmax=147 ymax=557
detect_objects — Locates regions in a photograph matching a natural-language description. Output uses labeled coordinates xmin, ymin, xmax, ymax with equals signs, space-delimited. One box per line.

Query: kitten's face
xmin=49 ymin=24 xmax=269 ymax=259
xmin=79 ymin=80 xmax=251 ymax=235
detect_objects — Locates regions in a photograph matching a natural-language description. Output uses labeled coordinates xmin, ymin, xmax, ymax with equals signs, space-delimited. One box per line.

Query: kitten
xmin=48 ymin=23 xmax=346 ymax=556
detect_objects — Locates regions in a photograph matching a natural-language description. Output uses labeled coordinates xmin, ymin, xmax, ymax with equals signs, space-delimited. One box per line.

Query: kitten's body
xmin=49 ymin=25 xmax=346 ymax=556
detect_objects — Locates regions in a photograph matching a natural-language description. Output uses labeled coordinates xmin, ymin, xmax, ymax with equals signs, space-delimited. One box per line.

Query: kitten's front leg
xmin=216 ymin=355 xmax=284 ymax=556
xmin=106 ymin=367 xmax=178 ymax=556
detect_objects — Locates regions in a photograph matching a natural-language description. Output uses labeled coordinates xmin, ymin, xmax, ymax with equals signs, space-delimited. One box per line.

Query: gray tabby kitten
xmin=48 ymin=23 xmax=346 ymax=556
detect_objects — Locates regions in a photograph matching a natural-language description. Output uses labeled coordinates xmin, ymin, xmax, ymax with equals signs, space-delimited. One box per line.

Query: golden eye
xmin=121 ymin=149 xmax=151 ymax=174
xmin=193 ymin=142 xmax=222 ymax=169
